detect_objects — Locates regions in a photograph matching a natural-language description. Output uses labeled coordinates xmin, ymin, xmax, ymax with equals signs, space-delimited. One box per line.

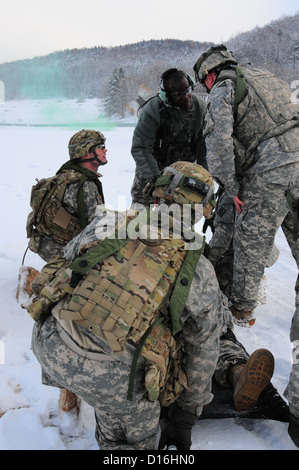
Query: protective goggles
xmin=170 ymin=86 xmax=192 ymax=98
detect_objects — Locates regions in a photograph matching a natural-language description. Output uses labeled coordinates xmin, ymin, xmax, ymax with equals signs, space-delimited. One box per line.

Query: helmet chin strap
xmin=80 ymin=148 xmax=107 ymax=166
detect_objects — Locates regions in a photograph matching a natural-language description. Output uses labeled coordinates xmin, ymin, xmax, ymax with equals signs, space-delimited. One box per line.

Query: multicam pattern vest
xmin=27 ymin=162 xmax=104 ymax=252
xmin=27 ymin=212 xmax=205 ymax=404
xmin=59 ymin=235 xmax=187 ymax=355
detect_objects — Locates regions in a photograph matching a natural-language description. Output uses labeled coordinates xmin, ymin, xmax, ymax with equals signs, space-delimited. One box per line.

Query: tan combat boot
xmin=230 ymin=305 xmax=256 ymax=327
xmin=229 ymin=349 xmax=274 ymax=411
xmin=58 ymin=389 xmax=81 ymax=415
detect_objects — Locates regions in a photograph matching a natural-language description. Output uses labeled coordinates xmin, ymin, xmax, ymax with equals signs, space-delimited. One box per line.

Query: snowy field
xmin=0 ymin=99 xmax=298 ymax=451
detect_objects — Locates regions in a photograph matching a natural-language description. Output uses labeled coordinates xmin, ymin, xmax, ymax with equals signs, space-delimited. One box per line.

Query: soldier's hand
xmin=233 ymin=195 xmax=245 ymax=214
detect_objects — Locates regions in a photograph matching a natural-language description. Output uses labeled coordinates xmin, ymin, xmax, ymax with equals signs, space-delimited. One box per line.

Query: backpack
xmin=27 ymin=209 xmax=205 ymax=405
xmin=26 ymin=170 xmax=84 ymax=253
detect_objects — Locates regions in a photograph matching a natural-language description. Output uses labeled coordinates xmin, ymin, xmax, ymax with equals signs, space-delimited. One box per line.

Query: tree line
xmin=0 ymin=13 xmax=298 ymax=118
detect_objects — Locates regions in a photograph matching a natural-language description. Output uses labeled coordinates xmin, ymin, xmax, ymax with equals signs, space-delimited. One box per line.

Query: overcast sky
xmin=0 ymin=0 xmax=298 ymax=64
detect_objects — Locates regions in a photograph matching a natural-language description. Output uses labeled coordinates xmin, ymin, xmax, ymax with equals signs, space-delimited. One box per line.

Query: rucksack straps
xmin=57 ymin=160 xmax=105 ymax=227
xmin=216 ymin=65 xmax=247 ymax=118
xmin=169 ymin=238 xmax=206 ymax=333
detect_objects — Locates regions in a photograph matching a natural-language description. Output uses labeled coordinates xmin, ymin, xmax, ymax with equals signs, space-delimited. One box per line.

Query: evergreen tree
xmin=104 ymin=67 xmax=127 ymax=118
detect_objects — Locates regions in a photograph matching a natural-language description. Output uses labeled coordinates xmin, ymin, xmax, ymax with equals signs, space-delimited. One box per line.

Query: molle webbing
xmin=215 ymin=65 xmax=247 ymax=118
xmin=57 ymin=160 xmax=104 ymax=227
xmin=60 ymin=237 xmax=187 ymax=354
xmin=216 ymin=65 xmax=299 ymax=153
xmin=169 ymin=239 xmax=206 ymax=333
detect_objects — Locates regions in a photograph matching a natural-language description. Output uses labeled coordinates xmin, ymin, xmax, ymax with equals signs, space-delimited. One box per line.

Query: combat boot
xmin=230 ymin=305 xmax=256 ymax=327
xmin=229 ymin=349 xmax=274 ymax=411
xmin=58 ymin=389 xmax=81 ymax=415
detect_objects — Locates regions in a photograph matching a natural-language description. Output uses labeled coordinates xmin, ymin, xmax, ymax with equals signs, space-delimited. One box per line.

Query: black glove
xmin=158 ymin=402 xmax=197 ymax=450
xmin=288 ymin=413 xmax=299 ymax=448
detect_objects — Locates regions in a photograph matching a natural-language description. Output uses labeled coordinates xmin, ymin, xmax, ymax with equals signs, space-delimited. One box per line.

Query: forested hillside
xmin=0 ymin=12 xmax=298 ymax=116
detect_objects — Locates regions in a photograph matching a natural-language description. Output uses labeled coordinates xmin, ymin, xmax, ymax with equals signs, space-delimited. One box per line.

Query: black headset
xmin=159 ymin=68 xmax=195 ymax=103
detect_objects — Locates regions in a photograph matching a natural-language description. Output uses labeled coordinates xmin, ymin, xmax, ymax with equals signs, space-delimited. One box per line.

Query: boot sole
xmin=234 ymin=349 xmax=274 ymax=411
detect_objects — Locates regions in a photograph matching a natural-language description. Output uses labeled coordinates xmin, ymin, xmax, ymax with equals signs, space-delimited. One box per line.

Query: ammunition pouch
xmin=142 ymin=322 xmax=187 ymax=406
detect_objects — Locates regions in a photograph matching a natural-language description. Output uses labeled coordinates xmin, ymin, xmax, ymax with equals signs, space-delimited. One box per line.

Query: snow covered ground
xmin=0 ymin=99 xmax=298 ymax=450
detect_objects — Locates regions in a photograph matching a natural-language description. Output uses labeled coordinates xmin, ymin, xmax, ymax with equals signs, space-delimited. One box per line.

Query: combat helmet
xmin=193 ymin=45 xmax=237 ymax=83
xmin=286 ymin=171 xmax=299 ymax=212
xmin=152 ymin=161 xmax=215 ymax=219
xmin=68 ymin=129 xmax=106 ymax=160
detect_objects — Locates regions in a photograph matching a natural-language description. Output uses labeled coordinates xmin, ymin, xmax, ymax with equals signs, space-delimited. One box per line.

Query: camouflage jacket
xmin=204 ymin=67 xmax=299 ymax=197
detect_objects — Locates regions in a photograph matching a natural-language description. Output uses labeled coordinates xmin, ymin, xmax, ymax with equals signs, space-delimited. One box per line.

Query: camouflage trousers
xmin=208 ymin=192 xmax=235 ymax=298
xmin=231 ymin=162 xmax=299 ymax=312
xmin=31 ymin=316 xmax=248 ymax=450
xmin=284 ymin=289 xmax=299 ymax=419
xmin=31 ymin=316 xmax=160 ymax=450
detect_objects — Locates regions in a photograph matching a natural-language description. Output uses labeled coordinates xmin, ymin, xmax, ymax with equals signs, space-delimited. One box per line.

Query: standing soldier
xmin=193 ymin=45 xmax=299 ymax=326
xmin=130 ymin=68 xmax=207 ymax=206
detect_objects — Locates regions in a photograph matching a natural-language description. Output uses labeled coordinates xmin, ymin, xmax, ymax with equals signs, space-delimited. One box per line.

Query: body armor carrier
xmin=60 ymin=235 xmax=187 ymax=354
xmin=153 ymin=97 xmax=201 ymax=169
xmin=27 ymin=210 xmax=205 ymax=404
xmin=217 ymin=65 xmax=299 ymax=172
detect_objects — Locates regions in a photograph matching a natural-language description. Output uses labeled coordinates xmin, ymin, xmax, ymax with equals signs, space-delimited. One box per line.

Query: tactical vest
xmin=154 ymin=96 xmax=202 ymax=169
xmin=27 ymin=164 xmax=104 ymax=251
xmin=59 ymin=235 xmax=187 ymax=354
xmin=216 ymin=65 xmax=299 ymax=169
xmin=27 ymin=216 xmax=205 ymax=404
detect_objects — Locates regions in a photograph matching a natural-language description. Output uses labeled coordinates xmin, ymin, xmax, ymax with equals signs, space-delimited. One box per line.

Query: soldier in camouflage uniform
xmin=29 ymin=129 xmax=107 ymax=415
xmin=32 ymin=129 xmax=106 ymax=262
xmin=130 ymin=68 xmax=207 ymax=206
xmin=30 ymin=162 xmax=277 ymax=450
xmin=193 ymin=45 xmax=299 ymax=326
xmin=283 ymin=171 xmax=299 ymax=448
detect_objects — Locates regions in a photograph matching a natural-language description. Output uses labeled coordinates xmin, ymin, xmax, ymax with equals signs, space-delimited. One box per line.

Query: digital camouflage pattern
xmin=193 ymin=46 xmax=237 ymax=82
xmin=201 ymin=56 xmax=299 ymax=312
xmin=284 ymin=289 xmax=299 ymax=419
xmin=28 ymin=209 xmax=189 ymax=404
xmin=30 ymin=197 xmax=253 ymax=449
xmin=31 ymin=251 xmax=249 ymax=449
xmin=30 ymin=161 xmax=252 ymax=450
xmin=284 ymin=170 xmax=299 ymax=420
xmin=231 ymin=161 xmax=299 ymax=312
xmin=208 ymin=190 xmax=280 ymax=299
xmin=203 ymin=71 xmax=299 ymax=199
xmin=208 ymin=191 xmax=235 ymax=267
xmin=68 ymin=129 xmax=106 ymax=160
